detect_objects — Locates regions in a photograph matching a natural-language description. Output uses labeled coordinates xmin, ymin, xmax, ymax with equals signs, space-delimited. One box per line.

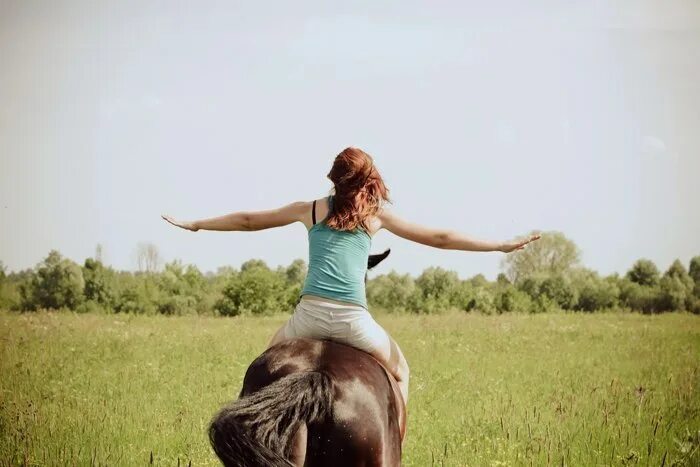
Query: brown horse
xmin=208 ymin=249 xmax=406 ymax=466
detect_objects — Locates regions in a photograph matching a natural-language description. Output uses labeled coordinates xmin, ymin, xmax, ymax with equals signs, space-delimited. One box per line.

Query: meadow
xmin=1 ymin=310 xmax=698 ymax=466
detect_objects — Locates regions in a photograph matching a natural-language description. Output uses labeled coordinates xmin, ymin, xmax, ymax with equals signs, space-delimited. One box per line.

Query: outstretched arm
xmin=378 ymin=209 xmax=540 ymax=253
xmin=162 ymin=201 xmax=308 ymax=232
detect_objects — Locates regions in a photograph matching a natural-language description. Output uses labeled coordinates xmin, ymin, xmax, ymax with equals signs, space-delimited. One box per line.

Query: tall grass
xmin=1 ymin=310 xmax=698 ymax=466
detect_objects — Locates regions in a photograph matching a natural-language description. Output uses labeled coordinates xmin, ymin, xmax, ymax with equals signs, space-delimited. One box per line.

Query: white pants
xmin=282 ymin=296 xmax=390 ymax=355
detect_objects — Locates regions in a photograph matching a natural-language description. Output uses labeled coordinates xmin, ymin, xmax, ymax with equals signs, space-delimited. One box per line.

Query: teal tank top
xmin=300 ymin=195 xmax=371 ymax=308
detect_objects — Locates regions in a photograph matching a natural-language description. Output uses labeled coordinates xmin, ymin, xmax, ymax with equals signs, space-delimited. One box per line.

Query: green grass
xmin=1 ymin=310 xmax=698 ymax=466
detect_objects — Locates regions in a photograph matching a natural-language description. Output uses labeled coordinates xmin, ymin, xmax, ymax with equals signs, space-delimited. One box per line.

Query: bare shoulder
xmin=298 ymin=197 xmax=332 ymax=230
xmin=368 ymin=206 xmax=396 ymax=235
xmin=375 ymin=206 xmax=398 ymax=225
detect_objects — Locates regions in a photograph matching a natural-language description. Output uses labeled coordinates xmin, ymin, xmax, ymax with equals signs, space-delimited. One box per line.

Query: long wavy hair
xmin=326 ymin=147 xmax=390 ymax=232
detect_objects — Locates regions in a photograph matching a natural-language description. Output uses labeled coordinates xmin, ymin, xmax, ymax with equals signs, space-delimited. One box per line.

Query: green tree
xmin=468 ymin=274 xmax=489 ymax=288
xmin=539 ymin=274 xmax=579 ymax=309
xmin=574 ymin=272 xmax=620 ymax=312
xmin=0 ymin=261 xmax=13 ymax=310
xmin=626 ymin=259 xmax=660 ymax=287
xmin=155 ymin=260 xmax=207 ymax=315
xmin=21 ymin=250 xmax=85 ymax=310
xmin=215 ymin=261 xmax=287 ymax=316
xmin=82 ymin=258 xmax=115 ymax=307
xmin=657 ymin=259 xmax=694 ymax=311
xmin=619 ymin=280 xmax=660 ymax=314
xmin=112 ymin=271 xmax=158 ymax=314
xmin=500 ymin=231 xmax=580 ymax=283
xmin=496 ymin=273 xmax=510 ymax=285
xmin=241 ymin=259 xmax=269 ymax=273
xmin=367 ymin=271 xmax=416 ymax=312
xmin=689 ymin=256 xmax=700 ymax=293
xmin=494 ymin=283 xmax=534 ymax=313
xmin=408 ymin=267 xmax=460 ymax=313
xmin=284 ymin=259 xmax=307 ymax=285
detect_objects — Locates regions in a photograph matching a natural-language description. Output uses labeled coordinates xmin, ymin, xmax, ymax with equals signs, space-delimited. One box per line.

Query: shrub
xmin=451 ymin=282 xmax=496 ymax=314
xmin=540 ymin=275 xmax=579 ymax=309
xmin=114 ymin=288 xmax=153 ymax=314
xmin=83 ymin=258 xmax=116 ymax=307
xmin=619 ymin=281 xmax=661 ymax=314
xmin=407 ymin=267 xmax=459 ymax=313
xmin=494 ymin=284 xmax=534 ymax=313
xmin=215 ymin=263 xmax=287 ymax=316
xmin=76 ymin=300 xmax=108 ymax=314
xmin=156 ymin=261 xmax=207 ymax=315
xmin=21 ymin=251 xmax=85 ymax=310
xmin=689 ymin=256 xmax=700 ymax=298
xmin=575 ymin=276 xmax=620 ymax=312
xmin=367 ymin=271 xmax=416 ymax=312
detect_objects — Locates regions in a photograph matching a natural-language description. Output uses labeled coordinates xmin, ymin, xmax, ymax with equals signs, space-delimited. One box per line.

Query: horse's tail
xmin=208 ymin=371 xmax=333 ymax=467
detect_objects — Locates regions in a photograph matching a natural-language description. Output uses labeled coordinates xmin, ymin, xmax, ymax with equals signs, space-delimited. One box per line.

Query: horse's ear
xmin=367 ymin=248 xmax=391 ymax=270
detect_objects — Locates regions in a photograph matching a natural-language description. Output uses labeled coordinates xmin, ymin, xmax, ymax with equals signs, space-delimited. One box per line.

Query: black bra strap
xmin=312 ymin=200 xmax=317 ymax=225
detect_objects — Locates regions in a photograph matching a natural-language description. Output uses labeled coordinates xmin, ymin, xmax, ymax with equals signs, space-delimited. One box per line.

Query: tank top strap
xmin=319 ymin=195 xmax=333 ymax=224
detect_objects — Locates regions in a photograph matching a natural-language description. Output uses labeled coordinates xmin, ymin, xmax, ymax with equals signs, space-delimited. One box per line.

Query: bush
xmin=407 ymin=267 xmax=459 ymax=313
xmin=540 ymin=275 xmax=579 ymax=309
xmin=157 ymin=295 xmax=198 ymax=316
xmin=367 ymin=271 xmax=416 ymax=312
xmin=494 ymin=284 xmax=534 ymax=313
xmin=0 ymin=268 xmax=26 ymax=311
xmin=114 ymin=288 xmax=153 ymax=314
xmin=21 ymin=251 xmax=85 ymax=310
xmin=619 ymin=281 xmax=661 ymax=314
xmin=689 ymin=256 xmax=700 ymax=298
xmin=451 ymin=282 xmax=496 ymax=314
xmin=215 ymin=262 xmax=287 ymax=316
xmin=575 ymin=276 xmax=620 ymax=312
xmin=155 ymin=261 xmax=207 ymax=315
xmin=76 ymin=300 xmax=109 ymax=314
xmin=83 ymin=258 xmax=116 ymax=307
xmin=530 ymin=294 xmax=558 ymax=313
xmin=689 ymin=296 xmax=700 ymax=315
xmin=407 ymin=291 xmax=453 ymax=314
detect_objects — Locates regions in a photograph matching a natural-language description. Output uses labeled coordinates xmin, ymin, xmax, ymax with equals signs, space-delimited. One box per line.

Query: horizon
xmin=3 ymin=238 xmax=696 ymax=281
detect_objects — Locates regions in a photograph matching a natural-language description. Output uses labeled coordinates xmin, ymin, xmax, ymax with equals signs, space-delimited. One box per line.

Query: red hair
xmin=326 ymin=147 xmax=390 ymax=231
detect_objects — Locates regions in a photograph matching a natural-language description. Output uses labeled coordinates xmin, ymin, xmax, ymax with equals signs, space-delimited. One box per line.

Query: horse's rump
xmin=209 ymin=338 xmax=405 ymax=466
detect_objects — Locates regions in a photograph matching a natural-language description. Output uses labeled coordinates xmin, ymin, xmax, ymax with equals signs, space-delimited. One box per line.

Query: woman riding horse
xmin=162 ymin=147 xmax=539 ymax=463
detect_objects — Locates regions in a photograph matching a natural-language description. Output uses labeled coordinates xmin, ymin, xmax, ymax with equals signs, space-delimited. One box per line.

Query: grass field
xmin=1 ymin=310 xmax=698 ymax=466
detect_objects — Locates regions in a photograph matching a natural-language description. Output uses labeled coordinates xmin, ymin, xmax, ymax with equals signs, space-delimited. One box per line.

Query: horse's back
xmin=241 ymin=338 xmax=403 ymax=466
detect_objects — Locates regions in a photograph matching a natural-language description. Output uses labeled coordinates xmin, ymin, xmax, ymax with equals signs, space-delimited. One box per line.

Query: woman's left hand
xmin=499 ymin=234 xmax=541 ymax=253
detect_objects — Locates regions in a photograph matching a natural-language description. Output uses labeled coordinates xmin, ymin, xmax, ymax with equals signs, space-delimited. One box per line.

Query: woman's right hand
xmin=498 ymin=234 xmax=541 ymax=253
xmin=161 ymin=214 xmax=199 ymax=232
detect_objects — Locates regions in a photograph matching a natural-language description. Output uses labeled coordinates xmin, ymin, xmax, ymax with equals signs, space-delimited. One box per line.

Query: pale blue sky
xmin=1 ymin=1 xmax=699 ymax=279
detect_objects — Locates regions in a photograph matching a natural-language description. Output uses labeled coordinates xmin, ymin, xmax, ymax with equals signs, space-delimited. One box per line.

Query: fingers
xmin=162 ymin=215 xmax=184 ymax=229
xmin=519 ymin=234 xmax=541 ymax=248
xmin=506 ymin=234 xmax=541 ymax=253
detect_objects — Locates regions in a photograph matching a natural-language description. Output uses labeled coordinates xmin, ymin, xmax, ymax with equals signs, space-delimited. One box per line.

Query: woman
xmin=162 ymin=147 xmax=540 ymax=407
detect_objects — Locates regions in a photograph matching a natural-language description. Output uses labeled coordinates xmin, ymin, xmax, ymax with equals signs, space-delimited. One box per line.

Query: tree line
xmin=1 ymin=232 xmax=698 ymax=315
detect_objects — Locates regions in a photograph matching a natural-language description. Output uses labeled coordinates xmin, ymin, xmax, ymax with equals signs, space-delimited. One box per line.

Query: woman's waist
xmin=299 ymin=293 xmax=369 ymax=312
xmin=301 ymin=294 xmax=362 ymax=307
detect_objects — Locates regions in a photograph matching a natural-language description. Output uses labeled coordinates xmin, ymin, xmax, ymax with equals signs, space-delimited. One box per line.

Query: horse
xmin=208 ymin=249 xmax=406 ymax=466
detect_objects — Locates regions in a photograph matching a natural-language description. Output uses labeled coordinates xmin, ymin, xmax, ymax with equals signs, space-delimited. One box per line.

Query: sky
xmin=1 ymin=0 xmax=699 ymax=279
